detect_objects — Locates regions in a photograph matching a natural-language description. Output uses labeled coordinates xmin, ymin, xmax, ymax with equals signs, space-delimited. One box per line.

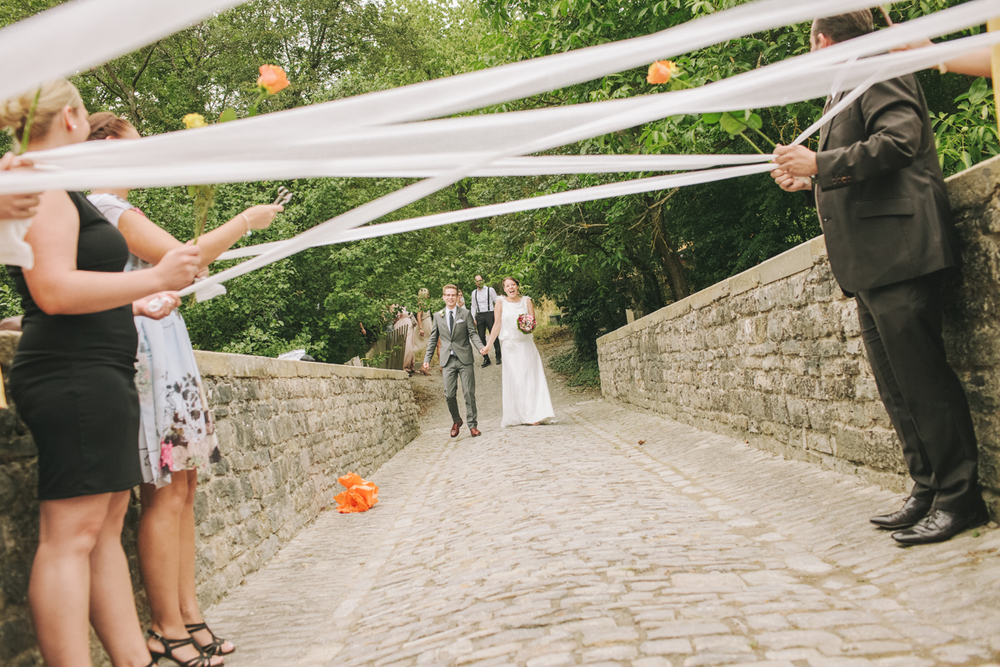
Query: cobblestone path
xmin=206 ymin=350 xmax=1000 ymax=667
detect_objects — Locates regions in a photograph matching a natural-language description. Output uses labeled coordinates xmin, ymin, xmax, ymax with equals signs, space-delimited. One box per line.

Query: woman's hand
xmin=133 ymin=291 xmax=180 ymax=319
xmin=0 ymin=153 xmax=41 ymax=220
xmin=154 ymin=245 xmax=201 ymax=290
xmin=480 ymin=345 xmax=491 ymax=355
xmin=241 ymin=204 xmax=284 ymax=231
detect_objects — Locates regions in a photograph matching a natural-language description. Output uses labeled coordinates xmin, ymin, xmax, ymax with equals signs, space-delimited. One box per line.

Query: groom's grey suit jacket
xmin=424 ymin=306 xmax=485 ymax=366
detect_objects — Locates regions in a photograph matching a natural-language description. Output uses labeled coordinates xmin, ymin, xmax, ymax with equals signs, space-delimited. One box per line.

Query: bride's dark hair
xmin=502 ymin=276 xmax=520 ymax=288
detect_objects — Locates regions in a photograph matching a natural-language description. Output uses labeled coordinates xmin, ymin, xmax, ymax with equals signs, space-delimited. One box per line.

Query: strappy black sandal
xmin=185 ymin=622 xmax=236 ymax=657
xmin=147 ymin=629 xmax=216 ymax=667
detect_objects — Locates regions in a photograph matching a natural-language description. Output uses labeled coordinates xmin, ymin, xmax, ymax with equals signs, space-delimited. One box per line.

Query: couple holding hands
xmin=422 ymin=278 xmax=554 ymax=437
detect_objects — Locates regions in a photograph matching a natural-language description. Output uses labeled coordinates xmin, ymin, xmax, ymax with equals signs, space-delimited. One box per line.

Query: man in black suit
xmin=771 ymin=10 xmax=988 ymax=545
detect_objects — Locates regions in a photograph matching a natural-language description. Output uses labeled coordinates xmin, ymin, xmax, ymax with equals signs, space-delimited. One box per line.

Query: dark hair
xmin=813 ymin=10 xmax=873 ymax=44
xmin=502 ymin=276 xmax=520 ymax=288
xmin=87 ymin=112 xmax=136 ymax=141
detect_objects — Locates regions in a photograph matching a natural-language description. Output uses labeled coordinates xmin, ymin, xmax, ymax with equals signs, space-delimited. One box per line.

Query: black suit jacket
xmin=815 ymin=74 xmax=956 ymax=295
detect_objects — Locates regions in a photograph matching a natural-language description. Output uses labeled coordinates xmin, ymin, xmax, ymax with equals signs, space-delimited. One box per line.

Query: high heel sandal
xmin=147 ymin=629 xmax=216 ymax=667
xmin=185 ymin=622 xmax=236 ymax=657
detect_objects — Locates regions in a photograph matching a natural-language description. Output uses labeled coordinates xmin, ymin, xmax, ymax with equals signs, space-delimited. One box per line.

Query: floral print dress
xmin=88 ymin=194 xmax=220 ymax=487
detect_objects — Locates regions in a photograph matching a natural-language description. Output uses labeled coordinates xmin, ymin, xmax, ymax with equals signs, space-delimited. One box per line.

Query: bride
xmin=481 ymin=277 xmax=555 ymax=426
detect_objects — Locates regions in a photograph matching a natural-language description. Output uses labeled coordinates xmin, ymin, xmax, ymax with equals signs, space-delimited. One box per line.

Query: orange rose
xmin=257 ymin=64 xmax=290 ymax=95
xmin=646 ymin=60 xmax=678 ymax=85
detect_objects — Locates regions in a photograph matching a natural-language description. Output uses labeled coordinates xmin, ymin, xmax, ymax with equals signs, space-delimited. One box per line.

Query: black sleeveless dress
xmin=8 ymin=192 xmax=142 ymax=500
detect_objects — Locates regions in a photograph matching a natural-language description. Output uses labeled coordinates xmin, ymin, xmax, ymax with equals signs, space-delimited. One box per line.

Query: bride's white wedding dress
xmin=498 ymin=297 xmax=555 ymax=427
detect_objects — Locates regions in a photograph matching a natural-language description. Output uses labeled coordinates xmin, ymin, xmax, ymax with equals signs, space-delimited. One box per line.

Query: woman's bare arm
xmin=23 ymin=191 xmax=200 ymax=315
xmin=120 ymin=204 xmax=283 ymax=269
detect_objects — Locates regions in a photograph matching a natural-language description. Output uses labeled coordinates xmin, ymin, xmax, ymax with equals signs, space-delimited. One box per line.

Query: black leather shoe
xmin=482 ymin=359 xmax=491 ymax=368
xmin=870 ymin=496 xmax=932 ymax=530
xmin=496 ymin=359 xmax=502 ymax=365
xmin=891 ymin=506 xmax=990 ymax=546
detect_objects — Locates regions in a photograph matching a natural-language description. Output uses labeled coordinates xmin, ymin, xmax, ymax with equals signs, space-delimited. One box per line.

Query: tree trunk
xmin=650 ymin=197 xmax=690 ymax=302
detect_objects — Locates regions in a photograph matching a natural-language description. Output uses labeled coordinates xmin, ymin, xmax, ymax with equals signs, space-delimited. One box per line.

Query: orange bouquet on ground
xmin=334 ymin=472 xmax=379 ymax=513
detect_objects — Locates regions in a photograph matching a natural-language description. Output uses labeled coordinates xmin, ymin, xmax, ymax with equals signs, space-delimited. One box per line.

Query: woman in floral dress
xmin=87 ymin=113 xmax=283 ymax=665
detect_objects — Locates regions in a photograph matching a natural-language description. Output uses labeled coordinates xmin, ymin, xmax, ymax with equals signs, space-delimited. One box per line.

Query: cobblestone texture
xmin=597 ymin=155 xmax=1000 ymax=517
xmin=206 ymin=350 xmax=1000 ymax=667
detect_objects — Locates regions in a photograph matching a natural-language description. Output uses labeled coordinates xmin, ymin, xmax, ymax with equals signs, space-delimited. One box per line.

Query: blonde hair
xmin=0 ymin=79 xmax=83 ymax=150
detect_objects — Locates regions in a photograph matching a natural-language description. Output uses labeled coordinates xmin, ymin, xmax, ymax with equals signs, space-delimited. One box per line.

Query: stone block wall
xmin=597 ymin=155 xmax=1000 ymax=517
xmin=0 ymin=337 xmax=419 ymax=666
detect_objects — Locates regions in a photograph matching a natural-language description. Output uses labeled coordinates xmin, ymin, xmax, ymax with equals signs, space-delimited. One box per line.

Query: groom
xmin=423 ymin=284 xmax=486 ymax=437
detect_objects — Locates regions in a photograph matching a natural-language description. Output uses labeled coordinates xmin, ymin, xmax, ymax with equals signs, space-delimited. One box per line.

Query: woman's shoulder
xmin=86 ymin=193 xmax=133 ymax=227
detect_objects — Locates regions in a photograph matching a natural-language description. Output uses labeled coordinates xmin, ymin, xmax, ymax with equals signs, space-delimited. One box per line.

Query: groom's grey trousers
xmin=443 ymin=355 xmax=477 ymax=429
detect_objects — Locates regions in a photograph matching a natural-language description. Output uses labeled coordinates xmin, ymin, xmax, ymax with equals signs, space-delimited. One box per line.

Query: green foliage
xmin=2 ymin=0 xmax=998 ymax=363
xmin=548 ymin=348 xmax=600 ymax=388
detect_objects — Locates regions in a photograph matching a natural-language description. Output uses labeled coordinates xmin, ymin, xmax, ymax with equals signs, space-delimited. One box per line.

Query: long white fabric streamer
xmin=0 ymin=0 xmax=245 ymax=101
xmin=1 ymin=2 xmax=997 ymax=195
xmin=3 ymin=0 xmax=997 ymax=297
xmin=2 ymin=30 xmax=998 ymax=197
xmin=215 ymin=66 xmax=887 ymax=262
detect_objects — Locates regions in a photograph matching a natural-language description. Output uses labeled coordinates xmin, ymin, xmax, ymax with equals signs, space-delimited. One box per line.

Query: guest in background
xmin=392 ymin=305 xmax=417 ymax=374
xmin=86 ymin=112 xmax=282 ymax=664
xmin=470 ymin=274 xmax=500 ymax=368
xmin=1 ymin=80 xmax=199 ymax=667
xmin=413 ymin=287 xmax=432 ymax=375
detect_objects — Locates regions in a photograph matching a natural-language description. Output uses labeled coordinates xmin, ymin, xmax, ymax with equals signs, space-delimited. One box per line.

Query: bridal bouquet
xmin=517 ymin=314 xmax=536 ymax=334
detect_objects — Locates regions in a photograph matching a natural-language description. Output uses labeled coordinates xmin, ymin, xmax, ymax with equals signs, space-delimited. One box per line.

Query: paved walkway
xmin=206 ymin=345 xmax=1000 ymax=667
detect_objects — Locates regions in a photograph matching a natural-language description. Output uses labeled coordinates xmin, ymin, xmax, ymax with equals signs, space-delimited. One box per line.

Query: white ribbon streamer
xmin=3 ymin=0 xmax=992 ymax=187
xmin=0 ymin=0 xmax=246 ymax=101
xmin=214 ymin=75 xmax=879 ymax=262
xmin=2 ymin=31 xmax=997 ymax=196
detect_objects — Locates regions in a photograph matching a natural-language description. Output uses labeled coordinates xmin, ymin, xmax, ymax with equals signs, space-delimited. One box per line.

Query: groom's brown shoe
xmin=451 ymin=419 xmax=463 ymax=438
xmin=470 ymin=428 xmax=482 ymax=437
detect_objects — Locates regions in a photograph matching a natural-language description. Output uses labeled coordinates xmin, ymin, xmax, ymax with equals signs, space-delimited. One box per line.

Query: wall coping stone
xmin=599 ymin=151 xmax=1000 ymax=348
xmin=598 ymin=235 xmax=827 ymax=346
xmin=193 ymin=349 xmax=407 ymax=380
xmin=0 ymin=330 xmax=405 ymax=380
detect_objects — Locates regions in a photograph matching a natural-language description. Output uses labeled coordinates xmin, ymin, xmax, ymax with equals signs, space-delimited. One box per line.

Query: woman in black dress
xmin=0 ymin=80 xmax=201 ymax=667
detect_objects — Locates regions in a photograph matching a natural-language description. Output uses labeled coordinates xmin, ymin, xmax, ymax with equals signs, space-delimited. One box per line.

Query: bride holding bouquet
xmin=481 ymin=277 xmax=555 ymax=426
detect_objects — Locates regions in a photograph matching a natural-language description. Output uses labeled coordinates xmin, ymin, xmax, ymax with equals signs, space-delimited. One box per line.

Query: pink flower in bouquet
xmin=517 ymin=313 xmax=536 ymax=334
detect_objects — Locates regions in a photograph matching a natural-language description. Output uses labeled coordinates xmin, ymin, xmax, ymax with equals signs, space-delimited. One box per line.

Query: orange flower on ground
xmin=647 ymin=60 xmax=679 ymax=85
xmin=257 ymin=64 xmax=290 ymax=95
xmin=334 ymin=472 xmax=379 ymax=513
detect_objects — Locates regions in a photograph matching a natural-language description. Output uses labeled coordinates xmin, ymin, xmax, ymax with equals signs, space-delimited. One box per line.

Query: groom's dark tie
xmin=448 ymin=310 xmax=454 ymax=333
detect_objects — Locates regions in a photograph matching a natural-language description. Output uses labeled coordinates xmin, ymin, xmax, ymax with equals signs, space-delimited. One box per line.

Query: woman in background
xmin=1 ymin=80 xmax=199 ymax=667
xmin=87 ymin=112 xmax=282 ymax=665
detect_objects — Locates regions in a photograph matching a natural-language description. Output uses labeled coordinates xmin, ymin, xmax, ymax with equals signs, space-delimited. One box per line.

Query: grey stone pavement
xmin=206 ymin=344 xmax=1000 ymax=667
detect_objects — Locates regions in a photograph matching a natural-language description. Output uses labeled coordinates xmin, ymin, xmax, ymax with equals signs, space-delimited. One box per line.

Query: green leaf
xmin=218 ymin=108 xmax=238 ymax=123
xmin=247 ymin=107 xmax=259 ymax=117
xmin=187 ymin=185 xmax=199 ymax=198
xmin=969 ymin=77 xmax=989 ymax=106
xmin=702 ymin=112 xmax=723 ymax=125
xmin=746 ymin=113 xmax=763 ymax=131
xmin=719 ymin=111 xmax=748 ymax=135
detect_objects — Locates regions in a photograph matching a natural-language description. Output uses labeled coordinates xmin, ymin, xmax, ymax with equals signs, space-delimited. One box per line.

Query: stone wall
xmin=597 ymin=155 xmax=1000 ymax=517
xmin=0 ymin=336 xmax=419 ymax=666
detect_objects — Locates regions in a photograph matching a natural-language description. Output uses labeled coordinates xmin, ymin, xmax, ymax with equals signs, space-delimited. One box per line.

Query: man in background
xmin=470 ymin=274 xmax=501 ymax=368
